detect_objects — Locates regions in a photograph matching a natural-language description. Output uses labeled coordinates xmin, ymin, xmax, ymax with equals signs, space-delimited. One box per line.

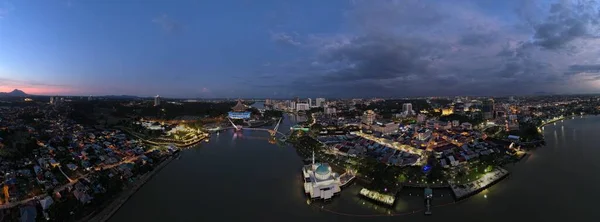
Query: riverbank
xmin=84 ymin=156 xmax=175 ymax=222
xmin=118 ymin=126 xmax=208 ymax=148
xmin=450 ymin=168 xmax=509 ymax=200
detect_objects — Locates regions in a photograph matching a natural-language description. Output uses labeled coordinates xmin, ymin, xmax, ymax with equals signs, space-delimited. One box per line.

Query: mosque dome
xmin=314 ymin=164 xmax=332 ymax=181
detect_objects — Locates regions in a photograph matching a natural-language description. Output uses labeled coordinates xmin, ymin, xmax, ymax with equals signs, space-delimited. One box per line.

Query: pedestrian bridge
xmin=209 ymin=117 xmax=286 ymax=138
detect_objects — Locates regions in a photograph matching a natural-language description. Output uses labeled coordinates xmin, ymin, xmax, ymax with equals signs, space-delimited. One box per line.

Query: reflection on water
xmin=110 ymin=115 xmax=600 ymax=222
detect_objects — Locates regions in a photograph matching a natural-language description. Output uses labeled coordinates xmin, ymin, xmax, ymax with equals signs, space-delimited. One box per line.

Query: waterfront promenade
xmin=450 ymin=168 xmax=509 ymax=200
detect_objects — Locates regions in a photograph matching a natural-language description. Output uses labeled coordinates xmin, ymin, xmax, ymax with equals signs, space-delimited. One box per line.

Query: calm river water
xmin=110 ymin=113 xmax=599 ymax=222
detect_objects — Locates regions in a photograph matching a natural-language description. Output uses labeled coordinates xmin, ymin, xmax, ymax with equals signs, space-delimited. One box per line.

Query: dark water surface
xmin=110 ymin=115 xmax=599 ymax=222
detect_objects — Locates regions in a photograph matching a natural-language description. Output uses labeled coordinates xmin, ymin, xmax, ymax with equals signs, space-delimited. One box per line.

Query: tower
xmin=154 ymin=95 xmax=161 ymax=106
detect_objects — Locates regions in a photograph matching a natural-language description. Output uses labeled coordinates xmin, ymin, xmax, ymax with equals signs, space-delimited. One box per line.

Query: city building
xmin=308 ymin=98 xmax=313 ymax=107
xmin=154 ymin=95 xmax=161 ymax=106
xmin=316 ymin=98 xmax=326 ymax=107
xmin=228 ymin=99 xmax=251 ymax=119
xmin=372 ymin=121 xmax=399 ymax=135
xmin=361 ymin=110 xmax=376 ymax=126
xmin=50 ymin=96 xmax=61 ymax=106
xmin=441 ymin=107 xmax=454 ymax=116
xmin=482 ymin=99 xmax=495 ymax=119
xmin=417 ymin=114 xmax=427 ymax=123
xmin=325 ymin=106 xmax=337 ymax=115
xmin=302 ymin=152 xmax=342 ymax=200
xmin=402 ymin=103 xmax=414 ymax=115
xmin=296 ymin=102 xmax=310 ymax=111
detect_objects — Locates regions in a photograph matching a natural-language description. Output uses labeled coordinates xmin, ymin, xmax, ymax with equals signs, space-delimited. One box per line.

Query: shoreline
xmin=84 ymin=156 xmax=176 ymax=222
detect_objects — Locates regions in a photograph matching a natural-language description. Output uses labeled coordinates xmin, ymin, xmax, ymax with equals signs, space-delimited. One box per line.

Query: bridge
xmin=225 ymin=118 xmax=286 ymax=137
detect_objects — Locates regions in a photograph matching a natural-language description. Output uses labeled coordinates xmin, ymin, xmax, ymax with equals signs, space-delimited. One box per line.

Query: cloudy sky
xmin=1 ymin=0 xmax=600 ymax=98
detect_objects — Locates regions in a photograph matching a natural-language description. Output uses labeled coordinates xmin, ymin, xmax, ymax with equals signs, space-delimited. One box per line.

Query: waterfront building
xmin=302 ymin=151 xmax=342 ymax=200
xmin=228 ymin=99 xmax=251 ymax=119
xmin=154 ymin=95 xmax=161 ymax=106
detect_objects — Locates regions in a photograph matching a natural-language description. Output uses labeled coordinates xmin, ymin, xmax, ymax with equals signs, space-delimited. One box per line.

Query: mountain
xmin=0 ymin=89 xmax=27 ymax=97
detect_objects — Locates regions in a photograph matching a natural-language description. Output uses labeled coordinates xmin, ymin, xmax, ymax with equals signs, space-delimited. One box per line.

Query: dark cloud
xmin=459 ymin=33 xmax=498 ymax=46
xmin=318 ymin=35 xmax=437 ymax=82
xmin=262 ymin=0 xmax=600 ymax=97
xmin=531 ymin=1 xmax=600 ymax=50
xmin=152 ymin=14 xmax=182 ymax=33
xmin=565 ymin=64 xmax=600 ymax=75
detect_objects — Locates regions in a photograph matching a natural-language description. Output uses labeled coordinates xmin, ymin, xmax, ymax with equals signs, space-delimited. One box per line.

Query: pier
xmin=358 ymin=188 xmax=395 ymax=206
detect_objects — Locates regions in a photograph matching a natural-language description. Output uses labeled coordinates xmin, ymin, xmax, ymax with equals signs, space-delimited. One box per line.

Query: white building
xmin=372 ymin=122 xmax=399 ymax=135
xmin=296 ymin=102 xmax=310 ymax=111
xmin=402 ymin=103 xmax=414 ymax=115
xmin=154 ymin=95 xmax=161 ymax=106
xmin=316 ymin=98 xmax=326 ymax=107
xmin=325 ymin=106 xmax=337 ymax=115
xmin=308 ymin=98 xmax=313 ymax=107
xmin=302 ymin=152 xmax=342 ymax=200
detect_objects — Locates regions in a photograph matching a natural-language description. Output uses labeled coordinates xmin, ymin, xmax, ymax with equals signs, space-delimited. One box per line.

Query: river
xmin=109 ymin=111 xmax=598 ymax=222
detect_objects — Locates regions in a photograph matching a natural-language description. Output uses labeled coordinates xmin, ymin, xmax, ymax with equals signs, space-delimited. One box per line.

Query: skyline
xmin=2 ymin=0 xmax=600 ymax=98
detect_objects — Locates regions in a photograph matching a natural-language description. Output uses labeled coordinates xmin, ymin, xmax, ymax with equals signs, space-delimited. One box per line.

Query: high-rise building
xmin=361 ymin=110 xmax=376 ymax=126
xmin=308 ymin=98 xmax=313 ymax=107
xmin=482 ymin=99 xmax=495 ymax=119
xmin=316 ymin=98 xmax=325 ymax=107
xmin=290 ymin=101 xmax=296 ymax=110
xmin=88 ymin=95 xmax=93 ymax=101
xmin=402 ymin=103 xmax=413 ymax=115
xmin=50 ymin=96 xmax=55 ymax=105
xmin=154 ymin=95 xmax=161 ymax=106
xmin=296 ymin=103 xmax=310 ymax=111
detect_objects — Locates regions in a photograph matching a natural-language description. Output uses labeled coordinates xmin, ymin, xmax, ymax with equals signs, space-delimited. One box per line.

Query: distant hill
xmin=0 ymin=89 xmax=27 ymax=97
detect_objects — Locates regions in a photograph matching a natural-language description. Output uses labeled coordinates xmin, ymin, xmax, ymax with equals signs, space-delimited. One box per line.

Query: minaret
xmin=312 ymin=150 xmax=315 ymax=166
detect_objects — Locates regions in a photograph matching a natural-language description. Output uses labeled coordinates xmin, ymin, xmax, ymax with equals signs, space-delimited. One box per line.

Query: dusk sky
xmin=2 ymin=0 xmax=600 ymax=98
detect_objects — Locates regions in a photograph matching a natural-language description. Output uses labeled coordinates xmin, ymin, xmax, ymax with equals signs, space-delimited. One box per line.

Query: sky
xmin=1 ymin=0 xmax=600 ymax=98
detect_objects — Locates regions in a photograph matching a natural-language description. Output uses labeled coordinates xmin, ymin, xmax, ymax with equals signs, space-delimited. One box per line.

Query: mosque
xmin=302 ymin=151 xmax=342 ymax=200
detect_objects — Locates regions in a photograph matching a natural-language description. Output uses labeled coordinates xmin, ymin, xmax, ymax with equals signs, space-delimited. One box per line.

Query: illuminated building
xmin=228 ymin=99 xmax=251 ymax=119
xmin=302 ymin=151 xmax=342 ymax=200
xmin=362 ymin=110 xmax=376 ymax=126
xmin=372 ymin=121 xmax=399 ymax=135
xmin=154 ymin=95 xmax=161 ymax=106
xmin=441 ymin=107 xmax=454 ymax=116
xmin=402 ymin=103 xmax=414 ymax=115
